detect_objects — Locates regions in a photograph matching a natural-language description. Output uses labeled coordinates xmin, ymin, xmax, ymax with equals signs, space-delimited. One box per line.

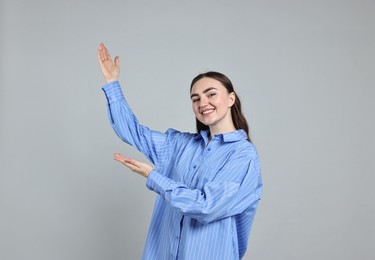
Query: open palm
xmin=97 ymin=43 xmax=120 ymax=83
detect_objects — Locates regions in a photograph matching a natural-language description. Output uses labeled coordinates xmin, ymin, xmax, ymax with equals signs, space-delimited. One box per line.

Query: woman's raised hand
xmin=114 ymin=153 xmax=153 ymax=178
xmin=98 ymin=43 xmax=120 ymax=83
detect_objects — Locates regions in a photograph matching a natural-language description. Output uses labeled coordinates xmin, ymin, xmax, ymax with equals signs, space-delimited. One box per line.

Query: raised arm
xmin=98 ymin=43 xmax=177 ymax=169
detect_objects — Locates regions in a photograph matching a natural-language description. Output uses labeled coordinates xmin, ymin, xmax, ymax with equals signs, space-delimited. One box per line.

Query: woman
xmin=98 ymin=43 xmax=262 ymax=260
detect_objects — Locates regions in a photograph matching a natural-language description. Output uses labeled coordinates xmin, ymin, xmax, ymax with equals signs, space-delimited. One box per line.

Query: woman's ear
xmin=228 ymin=92 xmax=236 ymax=107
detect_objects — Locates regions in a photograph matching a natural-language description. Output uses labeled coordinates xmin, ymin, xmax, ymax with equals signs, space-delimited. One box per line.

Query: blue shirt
xmin=102 ymin=81 xmax=263 ymax=260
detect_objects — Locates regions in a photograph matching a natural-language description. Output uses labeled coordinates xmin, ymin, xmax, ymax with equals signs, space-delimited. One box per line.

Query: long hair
xmin=190 ymin=71 xmax=251 ymax=142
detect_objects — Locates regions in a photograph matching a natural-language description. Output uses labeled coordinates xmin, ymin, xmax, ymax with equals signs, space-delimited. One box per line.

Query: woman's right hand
xmin=97 ymin=43 xmax=120 ymax=83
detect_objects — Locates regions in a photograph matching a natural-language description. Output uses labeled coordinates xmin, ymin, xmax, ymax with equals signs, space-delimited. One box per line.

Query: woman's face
xmin=190 ymin=77 xmax=235 ymax=130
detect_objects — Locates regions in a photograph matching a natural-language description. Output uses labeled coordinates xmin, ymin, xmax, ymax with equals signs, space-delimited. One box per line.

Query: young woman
xmin=98 ymin=43 xmax=262 ymax=260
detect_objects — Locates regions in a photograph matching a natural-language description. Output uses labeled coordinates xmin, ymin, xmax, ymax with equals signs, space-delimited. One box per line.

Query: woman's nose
xmin=199 ymin=96 xmax=208 ymax=106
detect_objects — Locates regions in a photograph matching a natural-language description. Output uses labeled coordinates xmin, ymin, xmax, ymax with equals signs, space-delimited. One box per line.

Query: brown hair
xmin=190 ymin=71 xmax=251 ymax=142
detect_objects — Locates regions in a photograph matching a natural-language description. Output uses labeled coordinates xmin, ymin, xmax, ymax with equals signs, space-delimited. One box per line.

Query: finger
xmin=114 ymin=156 xmax=125 ymax=164
xmin=103 ymin=45 xmax=111 ymax=61
xmin=114 ymin=153 xmax=126 ymax=162
xmin=114 ymin=56 xmax=120 ymax=68
xmin=123 ymin=158 xmax=141 ymax=168
xmin=99 ymin=45 xmax=108 ymax=63
xmin=123 ymin=162 xmax=140 ymax=172
xmin=98 ymin=43 xmax=104 ymax=62
xmin=114 ymin=154 xmax=126 ymax=163
xmin=114 ymin=152 xmax=123 ymax=158
xmin=113 ymin=154 xmax=138 ymax=168
xmin=122 ymin=158 xmax=134 ymax=166
xmin=99 ymin=43 xmax=111 ymax=62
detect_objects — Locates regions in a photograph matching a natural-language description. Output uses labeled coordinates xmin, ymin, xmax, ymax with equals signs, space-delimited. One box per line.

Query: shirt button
xmin=193 ymin=165 xmax=196 ymax=169
xmin=208 ymin=148 xmax=211 ymax=151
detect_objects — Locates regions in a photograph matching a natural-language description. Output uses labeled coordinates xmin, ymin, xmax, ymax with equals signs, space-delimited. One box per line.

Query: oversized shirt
xmin=102 ymin=81 xmax=263 ymax=260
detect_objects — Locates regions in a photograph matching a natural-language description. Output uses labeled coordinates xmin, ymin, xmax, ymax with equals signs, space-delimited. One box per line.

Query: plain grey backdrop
xmin=1 ymin=0 xmax=374 ymax=259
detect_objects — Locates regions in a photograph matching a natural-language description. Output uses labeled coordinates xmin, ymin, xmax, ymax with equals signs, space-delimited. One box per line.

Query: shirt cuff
xmin=102 ymin=81 xmax=125 ymax=104
xmin=146 ymin=170 xmax=174 ymax=196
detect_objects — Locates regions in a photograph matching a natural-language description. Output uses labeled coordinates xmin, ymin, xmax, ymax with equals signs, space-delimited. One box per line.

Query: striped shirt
xmin=102 ymin=81 xmax=263 ymax=260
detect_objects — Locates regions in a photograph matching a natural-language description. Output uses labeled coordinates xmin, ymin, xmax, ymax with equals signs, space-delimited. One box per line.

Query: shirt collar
xmin=197 ymin=129 xmax=248 ymax=143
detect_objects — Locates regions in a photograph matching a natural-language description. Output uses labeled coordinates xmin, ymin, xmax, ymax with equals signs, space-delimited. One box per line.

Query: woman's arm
xmin=116 ymin=147 xmax=263 ymax=224
xmin=98 ymin=43 xmax=174 ymax=168
xmin=102 ymin=81 xmax=178 ymax=168
xmin=149 ymin=150 xmax=262 ymax=224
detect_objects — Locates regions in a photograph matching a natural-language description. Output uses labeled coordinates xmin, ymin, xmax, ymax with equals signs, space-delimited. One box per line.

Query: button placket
xmin=187 ymin=138 xmax=216 ymax=186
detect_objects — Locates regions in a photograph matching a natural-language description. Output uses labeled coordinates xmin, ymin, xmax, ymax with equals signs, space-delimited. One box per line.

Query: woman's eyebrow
xmin=190 ymin=87 xmax=217 ymax=99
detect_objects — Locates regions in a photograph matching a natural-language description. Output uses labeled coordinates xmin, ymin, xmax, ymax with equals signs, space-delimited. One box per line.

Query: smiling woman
xmin=190 ymin=71 xmax=251 ymax=142
xmin=98 ymin=43 xmax=263 ymax=260
xmin=190 ymin=77 xmax=236 ymax=139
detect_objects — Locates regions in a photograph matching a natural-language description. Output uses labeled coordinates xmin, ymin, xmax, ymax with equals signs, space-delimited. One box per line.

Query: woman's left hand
xmin=114 ymin=153 xmax=153 ymax=178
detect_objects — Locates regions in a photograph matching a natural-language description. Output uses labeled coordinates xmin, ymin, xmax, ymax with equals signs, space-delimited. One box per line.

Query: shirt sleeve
xmin=102 ymin=81 xmax=175 ymax=168
xmin=146 ymin=148 xmax=263 ymax=224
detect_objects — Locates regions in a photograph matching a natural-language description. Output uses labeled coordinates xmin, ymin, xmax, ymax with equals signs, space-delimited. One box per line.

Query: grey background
xmin=0 ymin=0 xmax=374 ymax=259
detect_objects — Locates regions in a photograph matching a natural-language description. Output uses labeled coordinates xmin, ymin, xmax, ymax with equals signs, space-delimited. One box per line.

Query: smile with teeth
xmin=201 ymin=109 xmax=215 ymax=115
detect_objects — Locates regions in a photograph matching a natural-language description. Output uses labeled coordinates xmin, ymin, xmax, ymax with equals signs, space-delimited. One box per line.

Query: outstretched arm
xmin=113 ymin=151 xmax=262 ymax=225
xmin=97 ymin=43 xmax=120 ymax=83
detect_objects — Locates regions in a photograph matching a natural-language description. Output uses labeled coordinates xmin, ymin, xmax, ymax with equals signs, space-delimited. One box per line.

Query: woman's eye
xmin=208 ymin=93 xmax=216 ymax=97
xmin=192 ymin=98 xmax=200 ymax=103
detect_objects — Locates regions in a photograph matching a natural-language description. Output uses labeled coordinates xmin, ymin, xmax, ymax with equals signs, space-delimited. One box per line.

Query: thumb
xmin=114 ymin=56 xmax=120 ymax=68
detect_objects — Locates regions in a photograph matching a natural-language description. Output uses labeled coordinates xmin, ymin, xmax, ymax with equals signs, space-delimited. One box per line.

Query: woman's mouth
xmin=201 ymin=109 xmax=215 ymax=115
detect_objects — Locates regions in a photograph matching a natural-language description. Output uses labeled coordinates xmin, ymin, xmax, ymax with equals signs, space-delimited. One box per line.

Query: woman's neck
xmin=209 ymin=124 xmax=236 ymax=138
